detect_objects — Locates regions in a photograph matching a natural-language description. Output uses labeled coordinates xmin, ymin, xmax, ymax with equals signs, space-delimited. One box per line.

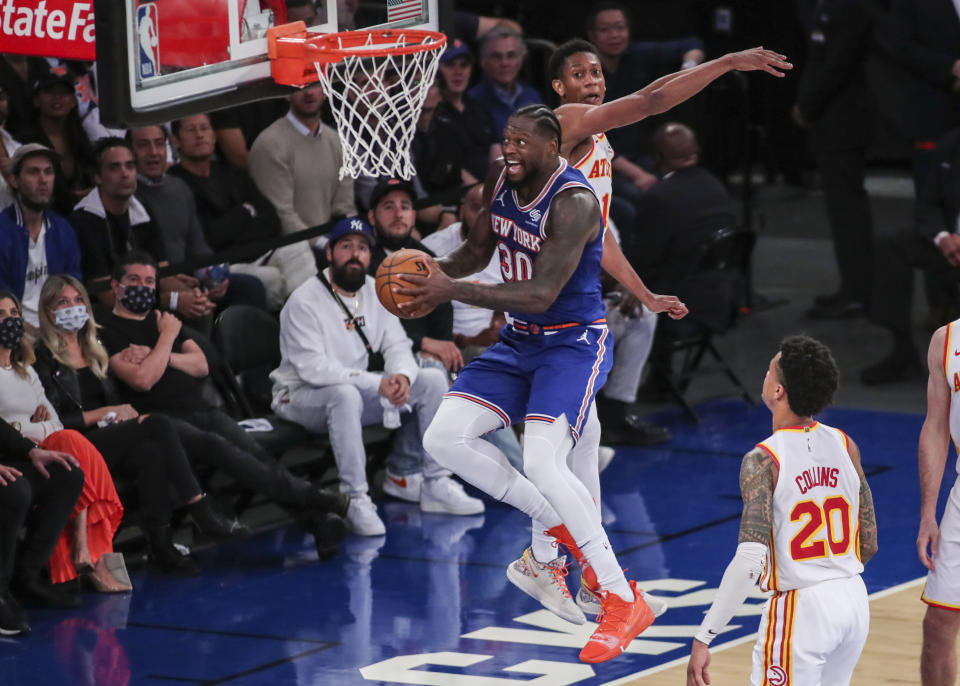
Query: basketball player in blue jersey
xmin=507 ymin=40 xmax=795 ymax=622
xmin=400 ymin=104 xmax=654 ymax=663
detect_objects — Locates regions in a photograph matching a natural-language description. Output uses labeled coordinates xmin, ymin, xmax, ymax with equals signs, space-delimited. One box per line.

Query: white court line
xmin=598 ymin=577 xmax=927 ymax=685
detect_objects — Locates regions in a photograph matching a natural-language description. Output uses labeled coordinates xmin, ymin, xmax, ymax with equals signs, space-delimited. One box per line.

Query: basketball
xmin=375 ymin=248 xmax=435 ymax=319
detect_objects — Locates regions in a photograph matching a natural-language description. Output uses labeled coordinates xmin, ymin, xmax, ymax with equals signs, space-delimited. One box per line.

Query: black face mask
xmin=331 ymin=258 xmax=367 ymax=292
xmin=120 ymin=285 xmax=156 ymax=314
xmin=0 ymin=316 xmax=24 ymax=350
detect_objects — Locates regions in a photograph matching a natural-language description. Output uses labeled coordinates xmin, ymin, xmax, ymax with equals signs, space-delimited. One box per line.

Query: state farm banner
xmin=0 ymin=0 xmax=96 ymax=60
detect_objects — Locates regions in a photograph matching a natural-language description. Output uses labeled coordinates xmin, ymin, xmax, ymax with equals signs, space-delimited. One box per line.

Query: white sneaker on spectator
xmin=346 ymin=493 xmax=386 ymax=536
xmin=383 ymin=470 xmax=423 ymax=502
xmin=507 ymin=547 xmax=585 ymax=625
xmin=420 ymin=476 xmax=485 ymax=515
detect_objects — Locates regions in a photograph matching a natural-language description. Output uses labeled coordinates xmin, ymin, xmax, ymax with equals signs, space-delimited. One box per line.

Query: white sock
xmin=580 ymin=533 xmax=633 ymax=602
xmin=531 ymin=519 xmax=558 ymax=563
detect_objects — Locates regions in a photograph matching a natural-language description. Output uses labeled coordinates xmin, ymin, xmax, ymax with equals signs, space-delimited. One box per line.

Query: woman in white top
xmin=0 ymin=290 xmax=128 ymax=593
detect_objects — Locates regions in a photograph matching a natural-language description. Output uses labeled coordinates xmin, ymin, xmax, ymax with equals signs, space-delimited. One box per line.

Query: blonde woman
xmin=34 ymin=276 xmax=244 ymax=577
xmin=0 ymin=290 xmax=127 ymax=592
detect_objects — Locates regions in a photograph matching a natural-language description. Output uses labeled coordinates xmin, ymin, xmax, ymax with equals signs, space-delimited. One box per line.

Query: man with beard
xmin=0 ymin=144 xmax=82 ymax=330
xmin=366 ymin=178 xmax=462 ymax=376
xmin=270 ymin=217 xmax=483 ymax=537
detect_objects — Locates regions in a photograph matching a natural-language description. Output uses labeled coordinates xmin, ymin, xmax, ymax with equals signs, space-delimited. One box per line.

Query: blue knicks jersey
xmin=489 ymin=159 xmax=605 ymax=325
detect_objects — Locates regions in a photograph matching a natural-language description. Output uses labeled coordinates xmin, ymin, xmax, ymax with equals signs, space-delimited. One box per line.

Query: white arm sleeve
xmin=694 ymin=541 xmax=767 ymax=645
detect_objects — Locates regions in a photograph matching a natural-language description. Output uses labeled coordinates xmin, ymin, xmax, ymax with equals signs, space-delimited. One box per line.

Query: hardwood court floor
xmin=624 ymin=578 xmax=926 ymax=685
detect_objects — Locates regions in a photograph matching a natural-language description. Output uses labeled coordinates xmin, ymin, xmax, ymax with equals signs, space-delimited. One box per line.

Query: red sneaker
xmin=579 ymin=580 xmax=655 ymax=663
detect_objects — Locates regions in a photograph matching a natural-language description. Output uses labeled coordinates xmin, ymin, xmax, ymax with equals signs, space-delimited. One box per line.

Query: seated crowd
xmin=1 ymin=0 xmax=945 ymax=642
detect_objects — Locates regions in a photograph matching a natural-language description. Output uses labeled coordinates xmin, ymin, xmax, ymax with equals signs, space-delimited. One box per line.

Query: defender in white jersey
xmin=917 ymin=321 xmax=960 ymax=685
xmin=498 ymin=40 xmax=793 ymax=628
xmin=687 ymin=335 xmax=878 ymax=686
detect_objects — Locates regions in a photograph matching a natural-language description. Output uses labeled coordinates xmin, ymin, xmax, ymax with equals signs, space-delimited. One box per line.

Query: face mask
xmin=55 ymin=305 xmax=89 ymax=332
xmin=120 ymin=285 xmax=156 ymax=315
xmin=0 ymin=316 xmax=25 ymax=349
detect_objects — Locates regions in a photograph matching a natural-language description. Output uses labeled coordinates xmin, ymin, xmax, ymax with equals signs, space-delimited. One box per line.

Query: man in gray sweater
xmin=249 ymin=83 xmax=357 ymax=294
xmin=129 ymin=125 xmax=266 ymax=313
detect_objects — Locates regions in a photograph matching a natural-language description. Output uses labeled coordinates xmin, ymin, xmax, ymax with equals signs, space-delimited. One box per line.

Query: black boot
xmin=0 ymin=589 xmax=29 ymax=636
xmin=11 ymin=574 xmax=80 ymax=609
xmin=305 ymin=512 xmax=348 ymax=561
xmin=304 ymin=488 xmax=350 ymax=519
xmin=143 ymin=525 xmax=201 ymax=576
xmin=188 ymin=496 xmax=250 ymax=539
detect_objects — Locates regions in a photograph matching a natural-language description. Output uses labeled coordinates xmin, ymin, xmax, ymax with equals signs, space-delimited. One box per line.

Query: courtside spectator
xmin=0 ymin=416 xmax=84 ymax=635
xmin=367 ymin=178 xmax=462 ymax=375
xmin=467 ymin=26 xmax=544 ymax=136
xmin=271 ymin=217 xmax=483 ymax=536
xmin=436 ymin=40 xmax=499 ymax=183
xmin=0 ymin=144 xmax=82 ymax=329
xmin=0 ymin=84 xmax=22 ymax=209
xmin=21 ymin=70 xmax=95 ymax=214
xmin=249 ymin=83 xmax=356 ymax=294
xmin=129 ymin=124 xmax=267 ymax=313
xmin=70 ymin=137 xmax=212 ymax=319
xmin=169 ymin=113 xmax=285 ymax=310
xmin=586 ymin=2 xmax=704 ymax=197
xmin=98 ymin=251 xmax=352 ymax=559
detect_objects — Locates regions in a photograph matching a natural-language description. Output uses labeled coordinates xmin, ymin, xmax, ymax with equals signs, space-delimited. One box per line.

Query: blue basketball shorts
xmin=446 ymin=321 xmax=613 ymax=441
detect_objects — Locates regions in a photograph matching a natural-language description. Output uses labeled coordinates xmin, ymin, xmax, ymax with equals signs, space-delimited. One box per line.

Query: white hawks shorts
xmin=923 ymin=477 xmax=960 ymax=611
xmin=751 ymin=574 xmax=869 ymax=686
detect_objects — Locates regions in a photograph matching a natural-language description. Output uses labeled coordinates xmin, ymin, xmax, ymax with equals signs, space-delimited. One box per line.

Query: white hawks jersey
xmin=756 ymin=422 xmax=864 ymax=592
xmin=573 ymin=133 xmax=614 ymax=229
xmin=943 ymin=319 xmax=960 ymax=474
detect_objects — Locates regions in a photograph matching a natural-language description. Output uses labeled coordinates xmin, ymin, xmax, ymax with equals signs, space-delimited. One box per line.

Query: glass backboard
xmin=95 ymin=0 xmax=447 ymax=127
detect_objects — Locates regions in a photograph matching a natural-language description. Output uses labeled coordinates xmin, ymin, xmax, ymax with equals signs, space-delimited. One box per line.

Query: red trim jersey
xmin=756 ymin=422 xmax=864 ymax=592
xmin=573 ymin=133 xmax=614 ymax=230
xmin=944 ymin=319 xmax=960 ymax=472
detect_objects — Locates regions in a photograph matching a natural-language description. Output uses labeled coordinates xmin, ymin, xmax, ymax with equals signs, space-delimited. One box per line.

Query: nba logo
xmin=137 ymin=3 xmax=161 ymax=79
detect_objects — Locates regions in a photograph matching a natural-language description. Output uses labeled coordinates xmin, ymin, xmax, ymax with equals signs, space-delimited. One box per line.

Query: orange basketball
xmin=375 ymin=248 xmax=435 ymax=319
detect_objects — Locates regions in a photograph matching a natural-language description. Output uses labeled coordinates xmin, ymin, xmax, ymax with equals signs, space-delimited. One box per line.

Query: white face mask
xmin=55 ymin=305 xmax=89 ymax=332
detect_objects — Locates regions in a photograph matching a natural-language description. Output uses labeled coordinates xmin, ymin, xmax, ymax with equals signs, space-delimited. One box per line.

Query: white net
xmin=314 ymin=31 xmax=444 ymax=180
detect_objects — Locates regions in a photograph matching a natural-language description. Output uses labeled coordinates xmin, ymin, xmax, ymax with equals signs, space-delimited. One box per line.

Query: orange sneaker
xmin=579 ymin=580 xmax=655 ymax=663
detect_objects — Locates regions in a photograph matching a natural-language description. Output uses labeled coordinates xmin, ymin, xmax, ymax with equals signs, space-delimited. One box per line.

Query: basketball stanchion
xmin=268 ymin=21 xmax=446 ymax=180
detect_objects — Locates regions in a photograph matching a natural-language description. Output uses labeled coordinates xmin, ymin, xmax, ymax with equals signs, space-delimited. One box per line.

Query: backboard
xmin=95 ymin=0 xmax=450 ymax=127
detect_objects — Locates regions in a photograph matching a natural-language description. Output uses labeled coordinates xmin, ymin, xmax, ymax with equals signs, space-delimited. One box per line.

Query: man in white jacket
xmin=271 ymin=217 xmax=484 ymax=536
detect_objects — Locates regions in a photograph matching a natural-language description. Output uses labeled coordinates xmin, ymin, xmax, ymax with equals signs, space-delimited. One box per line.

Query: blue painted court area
xmin=0 ymin=399 xmax=936 ymax=685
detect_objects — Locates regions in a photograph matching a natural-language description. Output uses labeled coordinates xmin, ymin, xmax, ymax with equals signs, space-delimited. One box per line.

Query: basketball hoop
xmin=268 ymin=22 xmax=446 ymax=180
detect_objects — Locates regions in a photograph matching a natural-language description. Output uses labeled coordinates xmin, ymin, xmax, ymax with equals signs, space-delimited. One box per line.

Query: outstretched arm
xmin=397 ymin=188 xmax=600 ymax=316
xmin=559 ymin=48 xmax=792 ymax=144
xmin=601 ymin=230 xmax=687 ymax=319
xmin=918 ymin=326 xmax=951 ymax=571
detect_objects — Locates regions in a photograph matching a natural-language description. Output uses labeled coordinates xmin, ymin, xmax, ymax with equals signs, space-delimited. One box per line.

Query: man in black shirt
xmin=70 ymin=137 xmax=214 ymax=320
xmin=0 ymin=418 xmax=84 ymax=634
xmin=98 ymin=251 xmax=350 ymax=558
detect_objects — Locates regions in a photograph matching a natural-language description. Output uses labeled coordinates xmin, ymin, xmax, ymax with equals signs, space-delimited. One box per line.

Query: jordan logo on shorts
xmin=577 ymin=331 xmax=590 ymax=344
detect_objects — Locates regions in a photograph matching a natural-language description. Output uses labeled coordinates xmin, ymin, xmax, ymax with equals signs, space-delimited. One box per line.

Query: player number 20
xmin=789 ymin=496 xmax=853 ymax=561
xmin=498 ymin=244 xmax=534 ymax=282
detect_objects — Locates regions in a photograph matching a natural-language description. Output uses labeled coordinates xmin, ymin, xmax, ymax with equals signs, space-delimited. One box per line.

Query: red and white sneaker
xmin=506 ymin=547 xmax=586 ymax=625
xmin=579 ymin=580 xmax=655 ymax=664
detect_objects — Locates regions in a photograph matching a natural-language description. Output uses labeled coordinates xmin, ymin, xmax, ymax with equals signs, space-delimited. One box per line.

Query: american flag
xmin=387 ymin=0 xmax=423 ymax=22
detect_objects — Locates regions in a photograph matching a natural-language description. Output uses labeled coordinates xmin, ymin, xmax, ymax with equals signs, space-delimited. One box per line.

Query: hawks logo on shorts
xmin=766 ymin=665 xmax=788 ymax=685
